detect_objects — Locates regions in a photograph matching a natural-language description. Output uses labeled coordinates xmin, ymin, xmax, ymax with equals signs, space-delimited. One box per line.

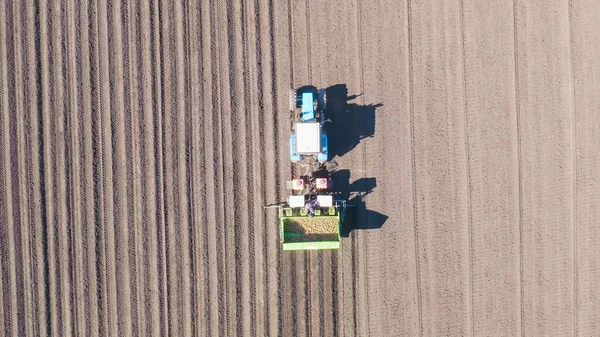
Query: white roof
xmin=295 ymin=123 xmax=321 ymax=154
xmin=288 ymin=195 xmax=305 ymax=208
xmin=317 ymin=195 xmax=333 ymax=207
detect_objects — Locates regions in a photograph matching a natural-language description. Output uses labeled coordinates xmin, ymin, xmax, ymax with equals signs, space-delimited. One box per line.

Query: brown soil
xmin=0 ymin=0 xmax=599 ymax=336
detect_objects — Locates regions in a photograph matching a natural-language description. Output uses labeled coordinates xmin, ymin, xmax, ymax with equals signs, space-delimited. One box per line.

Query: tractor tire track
xmin=355 ymin=0 xmax=421 ymax=335
xmin=570 ymin=1 xmax=600 ymax=335
xmin=461 ymin=0 xmax=522 ymax=335
xmin=515 ymin=1 xmax=576 ymax=335
xmin=409 ymin=1 xmax=472 ymax=335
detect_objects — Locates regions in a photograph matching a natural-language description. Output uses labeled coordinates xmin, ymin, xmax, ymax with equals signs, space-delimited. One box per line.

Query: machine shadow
xmin=325 ymin=84 xmax=383 ymax=158
xmin=330 ymin=169 xmax=389 ymax=237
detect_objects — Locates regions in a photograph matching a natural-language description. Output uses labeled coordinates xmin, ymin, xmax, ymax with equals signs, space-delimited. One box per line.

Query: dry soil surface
xmin=1 ymin=0 xmax=599 ymax=336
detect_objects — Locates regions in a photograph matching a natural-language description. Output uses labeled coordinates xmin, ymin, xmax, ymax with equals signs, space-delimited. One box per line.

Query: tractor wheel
xmin=318 ymin=88 xmax=327 ymax=111
xmin=289 ymin=89 xmax=296 ymax=112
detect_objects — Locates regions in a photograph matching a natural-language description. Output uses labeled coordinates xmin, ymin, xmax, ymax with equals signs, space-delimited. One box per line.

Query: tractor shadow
xmin=330 ymin=169 xmax=388 ymax=237
xmin=325 ymin=84 xmax=383 ymax=158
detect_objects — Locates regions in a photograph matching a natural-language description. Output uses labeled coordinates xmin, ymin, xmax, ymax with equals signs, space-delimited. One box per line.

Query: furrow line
xmin=241 ymin=0 xmax=264 ymax=335
xmin=304 ymin=3 xmax=331 ymax=332
xmin=173 ymin=0 xmax=193 ymax=334
xmin=0 ymin=246 xmax=4 ymax=337
xmin=24 ymin=0 xmax=47 ymax=335
xmin=406 ymin=0 xmax=424 ymax=334
xmin=106 ymin=1 xmax=133 ymax=335
xmin=458 ymin=0 xmax=475 ymax=335
xmin=350 ymin=231 xmax=358 ymax=336
xmin=224 ymin=0 xmax=251 ymax=335
xmin=305 ymin=0 xmax=312 ymax=82
xmin=319 ymin=252 xmax=331 ymax=337
xmin=288 ymin=1 xmax=311 ymax=335
xmin=566 ymin=0 xmax=577 ymax=334
xmin=354 ymin=1 xmax=384 ymax=334
xmin=283 ymin=0 xmax=296 ymax=326
xmin=570 ymin=1 xmax=600 ymax=334
xmin=183 ymin=0 xmax=205 ymax=336
xmin=48 ymin=0 xmax=72 ymax=334
xmin=514 ymin=1 xmax=575 ymax=334
xmin=9 ymin=1 xmax=35 ymax=335
xmin=0 ymin=1 xmax=19 ymax=335
xmin=157 ymin=0 xmax=178 ymax=334
xmin=273 ymin=0 xmax=292 ymax=336
xmin=461 ymin=0 xmax=522 ymax=334
xmin=200 ymin=0 xmax=220 ymax=335
xmin=137 ymin=1 xmax=160 ymax=335
xmin=90 ymin=1 xmax=105 ymax=335
xmin=95 ymin=0 xmax=118 ymax=334
xmin=208 ymin=0 xmax=227 ymax=333
xmin=214 ymin=0 xmax=234 ymax=335
xmin=255 ymin=1 xmax=272 ymax=332
xmin=64 ymin=0 xmax=85 ymax=335
xmin=75 ymin=0 xmax=99 ymax=334
xmin=122 ymin=1 xmax=144 ymax=334
xmin=261 ymin=0 xmax=284 ymax=335
xmin=306 ymin=252 xmax=315 ymax=337
xmin=151 ymin=0 xmax=169 ymax=333
xmin=38 ymin=0 xmax=59 ymax=334
xmin=183 ymin=3 xmax=198 ymax=337
xmin=355 ymin=1 xmax=372 ymax=334
xmin=512 ymin=1 xmax=524 ymax=335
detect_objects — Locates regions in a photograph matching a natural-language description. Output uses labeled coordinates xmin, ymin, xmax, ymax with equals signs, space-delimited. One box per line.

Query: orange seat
xmin=316 ymin=178 xmax=328 ymax=189
xmin=292 ymin=179 xmax=305 ymax=191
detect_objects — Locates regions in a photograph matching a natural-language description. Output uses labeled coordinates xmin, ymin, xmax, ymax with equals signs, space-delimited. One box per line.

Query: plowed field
xmin=1 ymin=0 xmax=599 ymax=336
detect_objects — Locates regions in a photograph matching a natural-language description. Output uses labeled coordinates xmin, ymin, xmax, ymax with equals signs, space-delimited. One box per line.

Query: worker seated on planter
xmin=305 ymin=200 xmax=320 ymax=218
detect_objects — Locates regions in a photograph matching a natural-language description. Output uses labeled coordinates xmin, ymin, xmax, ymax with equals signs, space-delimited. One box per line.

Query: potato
xmin=284 ymin=217 xmax=339 ymax=242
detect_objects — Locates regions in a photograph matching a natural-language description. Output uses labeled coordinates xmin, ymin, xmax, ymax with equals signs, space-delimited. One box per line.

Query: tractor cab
xmin=289 ymin=86 xmax=328 ymax=163
xmin=300 ymin=91 xmax=317 ymax=122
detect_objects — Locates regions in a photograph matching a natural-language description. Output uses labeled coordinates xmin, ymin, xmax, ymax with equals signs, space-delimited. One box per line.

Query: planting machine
xmin=276 ymin=166 xmax=348 ymax=250
xmin=265 ymin=85 xmax=352 ymax=251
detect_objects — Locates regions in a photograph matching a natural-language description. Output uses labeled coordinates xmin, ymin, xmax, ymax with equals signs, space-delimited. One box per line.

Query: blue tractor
xmin=289 ymin=85 xmax=328 ymax=163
